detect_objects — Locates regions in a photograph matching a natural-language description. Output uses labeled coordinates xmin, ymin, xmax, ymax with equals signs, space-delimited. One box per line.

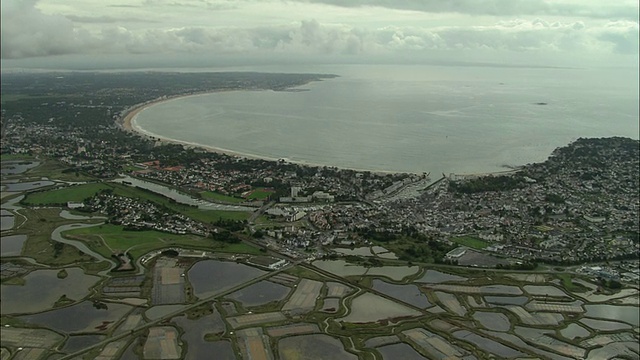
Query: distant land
xmin=1 ymin=71 xmax=638 ymax=360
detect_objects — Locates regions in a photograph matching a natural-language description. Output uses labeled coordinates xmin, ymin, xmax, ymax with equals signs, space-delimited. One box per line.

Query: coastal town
xmin=2 ymin=73 xmax=637 ymax=270
xmin=1 ymin=71 xmax=639 ymax=360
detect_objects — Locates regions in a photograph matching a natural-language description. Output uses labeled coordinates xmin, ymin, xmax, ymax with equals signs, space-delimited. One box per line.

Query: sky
xmin=1 ymin=0 xmax=638 ymax=70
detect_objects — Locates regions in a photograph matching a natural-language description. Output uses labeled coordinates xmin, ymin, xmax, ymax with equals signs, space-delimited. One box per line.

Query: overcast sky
xmin=1 ymin=0 xmax=638 ymax=69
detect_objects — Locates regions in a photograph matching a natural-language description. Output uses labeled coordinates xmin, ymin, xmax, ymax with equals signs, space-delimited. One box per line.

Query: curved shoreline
xmin=121 ymin=92 xmax=410 ymax=174
xmin=120 ymin=92 xmax=525 ymax=176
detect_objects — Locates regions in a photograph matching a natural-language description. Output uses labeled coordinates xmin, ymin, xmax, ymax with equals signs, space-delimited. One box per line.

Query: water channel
xmin=112 ymin=176 xmax=253 ymax=211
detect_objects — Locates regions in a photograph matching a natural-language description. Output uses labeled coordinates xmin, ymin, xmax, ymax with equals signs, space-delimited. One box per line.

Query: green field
xmin=63 ymin=224 xmax=261 ymax=258
xmin=0 ymin=154 xmax=36 ymax=161
xmin=16 ymin=208 xmax=97 ymax=266
xmin=200 ymin=191 xmax=245 ymax=204
xmin=23 ymin=183 xmax=111 ymax=205
xmin=451 ymin=236 xmax=489 ymax=250
xmin=19 ymin=158 xmax=96 ymax=182
xmin=109 ymin=183 xmax=251 ymax=223
xmin=247 ymin=188 xmax=274 ymax=200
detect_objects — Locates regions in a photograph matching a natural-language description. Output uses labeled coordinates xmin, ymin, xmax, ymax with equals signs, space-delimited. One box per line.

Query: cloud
xmin=1 ymin=0 xmax=96 ymax=58
xmin=297 ymin=0 xmax=640 ymax=21
xmin=66 ymin=15 xmax=159 ymax=24
xmin=1 ymin=0 xmax=637 ymax=65
xmin=595 ymin=21 xmax=640 ymax=54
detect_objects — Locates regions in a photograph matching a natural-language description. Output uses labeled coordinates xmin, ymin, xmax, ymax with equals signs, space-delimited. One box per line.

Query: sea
xmin=132 ymin=64 xmax=639 ymax=175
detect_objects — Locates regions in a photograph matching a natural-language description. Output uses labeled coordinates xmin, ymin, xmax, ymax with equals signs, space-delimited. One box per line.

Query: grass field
xmin=23 ymin=183 xmax=110 ymax=205
xmin=20 ymin=158 xmax=96 ymax=182
xmin=451 ymin=236 xmax=489 ymax=250
xmin=556 ymin=273 xmax=590 ymax=293
xmin=63 ymin=224 xmax=262 ymax=258
xmin=16 ymin=208 xmax=97 ymax=266
xmin=200 ymin=191 xmax=245 ymax=204
xmin=247 ymin=188 xmax=274 ymax=200
xmin=0 ymin=154 xmax=36 ymax=161
xmin=109 ymin=183 xmax=251 ymax=223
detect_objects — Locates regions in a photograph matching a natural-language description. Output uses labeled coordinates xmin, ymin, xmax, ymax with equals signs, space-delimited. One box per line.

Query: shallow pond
xmin=435 ymin=292 xmax=466 ymax=316
xmin=1 ymin=268 xmax=100 ymax=314
xmin=376 ymin=252 xmax=398 ymax=259
xmin=366 ymin=266 xmax=419 ymax=281
xmin=377 ymin=343 xmax=427 ymax=360
xmin=0 ymin=210 xmax=15 ymax=231
xmin=415 ymin=270 xmax=467 ymax=284
xmin=453 ymin=330 xmax=526 ymax=358
xmin=188 ymin=260 xmax=265 ymax=298
xmin=312 ymin=260 xmax=417 ymax=280
xmin=479 ymin=285 xmax=522 ymax=295
xmin=583 ymin=304 xmax=639 ymax=326
xmin=278 ymin=334 xmax=357 ymax=360
xmin=484 ymin=296 xmax=529 ymax=305
xmin=61 ymin=335 xmax=105 ymax=353
xmin=0 ymin=161 xmax=39 ymax=175
xmin=0 ymin=234 xmax=27 ymax=257
xmin=580 ymin=318 xmax=632 ymax=331
xmin=371 ymin=246 xmax=389 ymax=254
xmin=340 ymin=292 xmax=421 ymax=323
xmin=372 ymin=279 xmax=431 ymax=309
xmin=173 ymin=310 xmax=232 ymax=360
xmin=312 ymin=260 xmax=367 ymax=277
xmin=326 ymin=282 xmax=353 ymax=298
xmin=524 ymin=285 xmax=568 ymax=297
xmin=227 ymin=280 xmax=291 ymax=307
xmin=321 ymin=298 xmax=340 ymax=313
xmin=19 ymin=301 xmax=132 ymax=333
xmin=3 ymin=180 xmax=55 ymax=191
xmin=560 ymin=323 xmax=590 ymax=340
xmin=484 ymin=330 xmax=571 ymax=360
xmin=473 ymin=311 xmax=511 ymax=332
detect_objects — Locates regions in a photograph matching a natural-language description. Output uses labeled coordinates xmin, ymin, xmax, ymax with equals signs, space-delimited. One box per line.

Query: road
xmin=248 ymin=200 xmax=275 ymax=224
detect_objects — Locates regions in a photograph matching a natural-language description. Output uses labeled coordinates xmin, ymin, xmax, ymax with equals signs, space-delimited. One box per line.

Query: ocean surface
xmin=133 ymin=65 xmax=639 ymax=174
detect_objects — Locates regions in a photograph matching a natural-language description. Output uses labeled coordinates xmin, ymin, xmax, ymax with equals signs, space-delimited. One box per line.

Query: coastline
xmin=120 ymin=93 xmax=528 ymax=177
xmin=121 ymin=92 xmax=412 ymax=174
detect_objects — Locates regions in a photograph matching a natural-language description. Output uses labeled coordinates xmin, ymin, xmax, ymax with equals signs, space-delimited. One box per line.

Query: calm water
xmin=377 ymin=343 xmax=427 ymax=360
xmin=0 ymin=234 xmax=27 ymax=257
xmin=134 ymin=65 xmax=639 ymax=174
xmin=188 ymin=260 xmax=265 ymax=298
xmin=19 ymin=301 xmax=132 ymax=333
xmin=583 ymin=304 xmax=639 ymax=326
xmin=372 ymin=279 xmax=431 ymax=309
xmin=226 ymin=280 xmax=291 ymax=307
xmin=1 ymin=268 xmax=100 ymax=314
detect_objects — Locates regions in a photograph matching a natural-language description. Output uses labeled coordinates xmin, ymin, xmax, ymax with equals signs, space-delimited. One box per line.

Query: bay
xmin=133 ymin=65 xmax=638 ymax=174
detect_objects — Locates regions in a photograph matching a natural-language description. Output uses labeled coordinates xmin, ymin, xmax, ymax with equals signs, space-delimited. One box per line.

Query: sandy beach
xmin=121 ymin=92 xmax=294 ymax=162
xmin=120 ymin=92 xmax=524 ymax=177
